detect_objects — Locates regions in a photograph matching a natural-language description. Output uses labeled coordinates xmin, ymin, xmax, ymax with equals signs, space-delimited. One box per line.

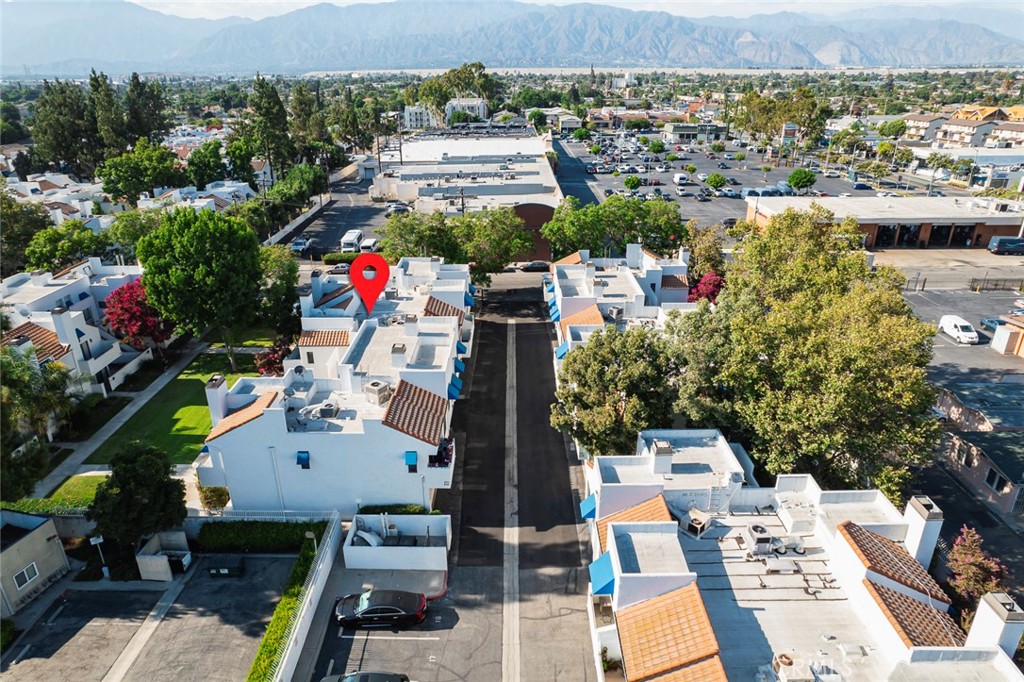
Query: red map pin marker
xmin=349 ymin=253 xmax=390 ymax=315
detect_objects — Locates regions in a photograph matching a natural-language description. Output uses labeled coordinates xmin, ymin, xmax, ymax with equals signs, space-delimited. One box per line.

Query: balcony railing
xmin=430 ymin=437 xmax=454 ymax=468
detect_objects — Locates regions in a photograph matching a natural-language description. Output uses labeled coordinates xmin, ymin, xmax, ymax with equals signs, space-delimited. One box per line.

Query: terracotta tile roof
xmin=205 ymin=195 xmax=231 ymax=211
xmin=616 ymin=583 xmax=725 ymax=682
xmin=643 ymin=657 xmax=728 ymax=682
xmin=382 ymin=380 xmax=448 ymax=445
xmin=553 ymin=251 xmax=582 ymax=266
xmin=298 ymin=329 xmax=351 ymax=347
xmin=44 ymin=201 xmax=79 ymax=216
xmin=559 ymin=303 xmax=605 ymax=340
xmin=251 ymin=159 xmax=267 ymax=171
xmin=423 ymin=295 xmax=465 ymax=327
xmin=660 ymin=274 xmax=689 ymax=290
xmin=642 ymin=247 xmax=663 ymax=260
xmin=51 ymin=260 xmax=88 ymax=279
xmin=37 ymin=179 xmax=62 ymax=191
xmin=992 ymin=122 xmax=1024 ymax=133
xmin=315 ymin=284 xmax=355 ymax=308
xmin=838 ymin=521 xmax=949 ymax=603
xmin=864 ymin=580 xmax=965 ymax=648
xmin=2 ymin=322 xmax=70 ymax=363
xmin=206 ymin=391 xmax=278 ymax=442
xmin=598 ymin=494 xmax=672 ymax=552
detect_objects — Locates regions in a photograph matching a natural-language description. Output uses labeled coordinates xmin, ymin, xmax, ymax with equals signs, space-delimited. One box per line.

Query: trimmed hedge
xmin=322 ymin=252 xmax=360 ymax=265
xmin=199 ymin=486 xmax=230 ymax=511
xmin=194 ymin=520 xmax=327 ymax=553
xmin=357 ymin=503 xmax=438 ymax=515
xmin=1 ymin=619 xmax=15 ymax=653
xmin=246 ymin=540 xmax=316 ymax=681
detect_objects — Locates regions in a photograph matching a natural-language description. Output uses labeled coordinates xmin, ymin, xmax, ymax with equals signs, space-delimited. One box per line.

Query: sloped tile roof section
xmin=298 ymin=330 xmax=351 ymax=348
xmin=553 ymin=251 xmax=582 ymax=266
xmin=382 ymin=380 xmax=448 ymax=445
xmin=51 ymin=260 xmax=88 ymax=278
xmin=559 ymin=303 xmax=605 ymax=340
xmin=838 ymin=521 xmax=949 ymax=603
xmin=616 ymin=582 xmax=726 ymax=682
xmin=206 ymin=391 xmax=278 ymax=442
xmin=423 ymin=296 xmax=465 ymax=327
xmin=315 ymin=284 xmax=355 ymax=308
xmin=2 ymin=322 xmax=70 ymax=363
xmin=597 ymin=493 xmax=672 ymax=552
xmin=864 ymin=580 xmax=965 ymax=648
xmin=660 ymin=274 xmax=689 ymax=290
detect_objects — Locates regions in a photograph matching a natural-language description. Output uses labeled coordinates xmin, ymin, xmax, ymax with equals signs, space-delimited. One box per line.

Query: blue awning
xmin=468 ymin=283 xmax=476 ymax=294
xmin=550 ymin=310 xmax=560 ymax=322
xmin=456 ymin=341 xmax=468 ymax=354
xmin=546 ymin=283 xmax=555 ymax=293
xmin=78 ymin=291 xmax=89 ymax=301
xmin=297 ymin=451 xmax=310 ymax=469
xmin=404 ymin=451 xmax=418 ymax=466
xmin=555 ymin=341 xmax=569 ymax=360
xmin=464 ymin=293 xmax=474 ymax=307
xmin=450 ymin=374 xmax=463 ymax=390
xmin=200 ymin=445 xmax=210 ymax=455
xmin=589 ymin=552 xmax=615 ymax=595
xmin=447 ymin=383 xmax=460 ymax=400
xmin=580 ymin=493 xmax=597 ymax=519
xmin=75 ymin=328 xmax=86 ymax=339
xmin=454 ymin=358 xmax=466 ymax=373
xmin=548 ymin=296 xmax=557 ymax=307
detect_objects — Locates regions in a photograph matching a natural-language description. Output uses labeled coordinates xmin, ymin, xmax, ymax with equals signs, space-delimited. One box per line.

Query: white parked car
xmin=656 ymin=164 xmax=672 ymax=173
xmin=938 ymin=315 xmax=979 ymax=345
xmin=824 ymin=170 xmax=841 ymax=178
xmin=697 ymin=173 xmax=709 ymax=181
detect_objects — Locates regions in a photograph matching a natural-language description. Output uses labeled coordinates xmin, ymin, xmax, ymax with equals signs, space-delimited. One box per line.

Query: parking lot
xmin=903 ymin=289 xmax=1023 ymax=387
xmin=1 ymin=556 xmax=292 ymax=682
xmin=288 ymin=179 xmax=387 ymax=259
xmin=553 ymin=133 xmax=971 ymax=229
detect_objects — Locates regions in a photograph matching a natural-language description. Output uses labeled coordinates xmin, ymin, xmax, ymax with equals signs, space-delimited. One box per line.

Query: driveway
xmin=288 ymin=179 xmax=387 ymax=259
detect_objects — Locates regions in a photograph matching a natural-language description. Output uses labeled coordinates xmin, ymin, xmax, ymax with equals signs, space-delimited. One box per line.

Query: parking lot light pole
xmin=305 ymin=530 xmax=318 ymax=553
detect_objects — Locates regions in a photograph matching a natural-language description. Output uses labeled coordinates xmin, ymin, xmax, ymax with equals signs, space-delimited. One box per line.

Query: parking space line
xmin=326 ymin=658 xmax=335 ymax=675
xmin=45 ymin=604 xmax=66 ymax=626
xmin=12 ymin=645 xmax=31 ymax=665
xmin=502 ymin=320 xmax=521 ymax=682
xmin=338 ymin=634 xmax=441 ymax=640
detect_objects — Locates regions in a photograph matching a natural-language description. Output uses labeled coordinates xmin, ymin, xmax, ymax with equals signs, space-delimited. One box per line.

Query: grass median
xmin=86 ymin=353 xmax=259 ymax=466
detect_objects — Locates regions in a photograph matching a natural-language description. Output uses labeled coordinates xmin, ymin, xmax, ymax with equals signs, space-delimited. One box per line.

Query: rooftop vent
xmin=652 ymin=439 xmax=672 ymax=456
xmin=364 ymin=380 xmax=393 ymax=405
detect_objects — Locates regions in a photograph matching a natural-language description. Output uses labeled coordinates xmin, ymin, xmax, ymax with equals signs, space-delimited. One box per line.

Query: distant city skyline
xmin=130 ymin=0 xmax=1015 ymax=22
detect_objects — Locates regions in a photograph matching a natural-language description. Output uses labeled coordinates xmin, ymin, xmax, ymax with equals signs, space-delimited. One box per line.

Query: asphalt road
xmin=288 ymin=179 xmax=387 ymax=259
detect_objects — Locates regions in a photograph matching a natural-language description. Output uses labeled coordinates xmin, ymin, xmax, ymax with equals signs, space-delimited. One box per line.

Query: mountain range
xmin=2 ymin=0 xmax=1022 ymax=76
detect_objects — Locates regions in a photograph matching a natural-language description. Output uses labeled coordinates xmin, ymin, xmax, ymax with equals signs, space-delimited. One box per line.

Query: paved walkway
xmin=31 ymin=339 xmax=209 ymax=498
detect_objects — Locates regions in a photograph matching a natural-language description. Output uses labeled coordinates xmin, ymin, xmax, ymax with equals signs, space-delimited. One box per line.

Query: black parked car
xmin=603 ymin=188 xmax=614 ymax=197
xmin=335 ymin=590 xmax=427 ymax=628
xmin=521 ymin=260 xmax=552 ymax=272
xmin=727 ymin=177 xmax=740 ymax=186
xmin=320 ymin=673 xmax=411 ymax=682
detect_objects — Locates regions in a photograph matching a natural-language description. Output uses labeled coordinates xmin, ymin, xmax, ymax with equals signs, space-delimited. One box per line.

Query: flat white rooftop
xmin=612 ymin=525 xmax=688 ymax=574
xmin=685 ymin=512 xmax=895 ymax=682
xmin=749 ymin=196 xmax=1024 ymax=224
xmin=383 ymin=136 xmax=549 ymax=162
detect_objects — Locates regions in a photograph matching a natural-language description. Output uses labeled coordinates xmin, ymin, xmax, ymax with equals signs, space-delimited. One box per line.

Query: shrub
xmin=358 ymin=503 xmax=430 ymax=515
xmin=199 ymin=486 xmax=230 ymax=511
xmin=322 ymin=252 xmax=360 ymax=265
xmin=1 ymin=619 xmax=15 ymax=653
xmin=194 ymin=520 xmax=328 ymax=553
xmin=246 ymin=540 xmax=316 ymax=681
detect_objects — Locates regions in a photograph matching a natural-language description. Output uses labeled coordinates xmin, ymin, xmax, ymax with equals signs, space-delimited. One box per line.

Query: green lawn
xmin=4 ymin=473 xmax=107 ymax=512
xmin=61 ymin=396 xmax=133 ymax=442
xmin=86 ymin=354 xmax=259 ymax=465
xmin=208 ymin=326 xmax=278 ymax=349
xmin=115 ymin=360 xmax=166 ymax=392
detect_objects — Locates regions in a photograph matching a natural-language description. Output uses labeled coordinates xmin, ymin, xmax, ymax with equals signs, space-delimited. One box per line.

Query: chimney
xmin=310 ymin=269 xmax=323 ymax=303
xmin=205 ymin=375 xmax=228 ymax=425
xmin=30 ymin=269 xmax=50 ymax=287
xmin=391 ymin=343 xmax=407 ymax=368
xmin=579 ymin=249 xmax=590 ymax=263
xmin=297 ymin=284 xmax=313 ymax=317
xmin=650 ymin=439 xmax=674 ymax=474
xmin=966 ymin=593 xmax=1024 ymax=657
xmin=404 ymin=315 xmax=418 ymax=338
xmin=50 ymin=306 xmax=79 ymax=347
xmin=625 ymin=243 xmax=642 ymax=268
xmin=903 ymin=495 xmax=943 ymax=567
xmin=677 ymin=247 xmax=691 ymax=266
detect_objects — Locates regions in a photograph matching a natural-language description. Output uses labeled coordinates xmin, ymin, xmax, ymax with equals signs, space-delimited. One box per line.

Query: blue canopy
xmin=447 ymin=383 xmax=460 ymax=400
xmin=200 ymin=445 xmax=210 ymax=455
xmin=297 ymin=451 xmax=310 ymax=469
xmin=546 ymin=283 xmax=555 ymax=293
xmin=468 ymin=283 xmax=476 ymax=294
xmin=555 ymin=342 xmax=569 ymax=360
xmin=548 ymin=296 xmax=557 ymax=307
xmin=550 ymin=310 xmax=561 ymax=322
xmin=454 ymin=358 xmax=466 ymax=373
xmin=450 ymin=374 xmax=463 ymax=390
xmin=404 ymin=451 xmax=418 ymax=466
xmin=579 ymin=493 xmax=597 ymax=520
xmin=75 ymin=328 xmax=86 ymax=339
xmin=456 ymin=340 xmax=468 ymax=354
xmin=589 ymin=552 xmax=615 ymax=596
xmin=464 ymin=293 xmax=474 ymax=307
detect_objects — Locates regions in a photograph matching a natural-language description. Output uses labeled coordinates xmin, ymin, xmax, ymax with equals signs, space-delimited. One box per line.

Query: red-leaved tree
xmin=947 ymin=524 xmax=1009 ymax=602
xmin=254 ymin=337 xmax=292 ymax=377
xmin=687 ymin=270 xmax=725 ymax=304
xmin=105 ymin=279 xmax=175 ymax=357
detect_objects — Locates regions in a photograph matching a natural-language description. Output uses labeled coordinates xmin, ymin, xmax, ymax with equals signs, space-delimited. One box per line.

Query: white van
xmin=340 ymin=230 xmax=364 ymax=253
xmin=938 ymin=315 xmax=979 ymax=344
xmin=359 ymin=238 xmax=380 ymax=253
xmin=673 ymin=173 xmax=689 ymax=185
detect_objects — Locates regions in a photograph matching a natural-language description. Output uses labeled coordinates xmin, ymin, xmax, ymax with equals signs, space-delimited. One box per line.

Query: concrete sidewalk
xmin=31 ymin=339 xmax=209 ymax=498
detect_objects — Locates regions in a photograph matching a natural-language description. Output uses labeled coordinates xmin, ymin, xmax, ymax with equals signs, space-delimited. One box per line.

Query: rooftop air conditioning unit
xmin=995 ymin=203 xmax=1009 ymax=212
xmin=743 ymin=523 xmax=774 ymax=557
xmin=384 ymin=288 xmax=398 ymax=300
xmin=316 ymin=403 xmax=339 ymax=419
xmin=405 ymin=314 xmax=418 ymax=323
xmin=364 ymin=380 xmax=392 ymax=405
xmin=652 ymin=439 xmax=672 ymax=455
xmin=607 ymin=306 xmax=624 ymax=321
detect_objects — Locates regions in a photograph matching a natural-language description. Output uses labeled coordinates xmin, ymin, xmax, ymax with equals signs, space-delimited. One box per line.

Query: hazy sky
xmin=131 ymin=0 xmax=998 ymax=21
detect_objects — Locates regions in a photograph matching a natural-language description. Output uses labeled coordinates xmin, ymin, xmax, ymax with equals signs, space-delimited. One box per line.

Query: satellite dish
xmin=284 ymin=387 xmax=295 ymax=397
xmin=295 ymin=366 xmax=305 ymax=375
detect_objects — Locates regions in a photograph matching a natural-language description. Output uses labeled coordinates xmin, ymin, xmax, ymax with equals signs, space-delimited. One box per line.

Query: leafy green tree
xmin=877 ymin=119 xmax=907 ymax=139
xmin=447 ymin=111 xmax=480 ymax=125
xmin=893 ymin=147 xmax=915 ymax=166
xmin=97 ymin=137 xmax=186 ymax=206
xmin=665 ymin=153 xmax=678 ymax=162
xmin=225 ymin=199 xmax=275 ymax=241
xmin=705 ymin=173 xmax=727 ymax=190
xmin=31 ymin=79 xmax=94 ymax=177
xmin=573 ymin=128 xmax=592 ymax=141
xmin=0 ymin=439 xmax=48 ymax=501
xmin=787 ymin=168 xmax=817 ymax=193
xmin=289 ymin=82 xmax=326 ymax=160
xmin=25 ymin=220 xmax=111 ymax=272
xmin=1 ymin=190 xmax=53 ymax=277
xmin=589 ymin=144 xmax=601 ymax=155
xmin=249 ymin=75 xmax=296 ymax=182
xmin=88 ymin=443 xmax=187 ymax=548
xmin=648 ymin=140 xmax=665 ymax=154
xmin=926 ymin=152 xmax=956 ymax=170
xmin=541 ymin=195 xmax=687 ymax=257
xmin=259 ymin=245 xmax=299 ymax=336
xmin=107 ymin=209 xmax=163 ymax=260
xmin=11 ymin=150 xmax=33 ymax=181
xmin=710 ymin=142 xmax=726 ymax=153
xmin=137 ymin=209 xmax=262 ymax=372
xmin=685 ymin=164 xmax=697 ymax=174
xmin=551 ymin=327 xmax=675 ymax=456
xmin=87 ymin=70 xmax=127 ymax=161
xmin=0 ymin=102 xmax=27 ymax=144
xmin=687 ymin=221 xmax=725 ymax=283
xmin=623 ymin=175 xmax=641 ymax=191
xmin=855 ymin=161 xmax=891 ymax=182
xmin=735 ymin=152 xmax=746 ymax=162
xmin=186 ymin=139 xmax=227 ymax=190
xmin=638 ymin=136 xmax=650 ymax=147
xmin=226 ymin=130 xmax=259 ymax=189
xmin=527 ymin=110 xmax=546 ymax=130
xmin=0 ymin=345 xmax=75 ymax=442
xmin=124 ymin=72 xmax=169 ymax=143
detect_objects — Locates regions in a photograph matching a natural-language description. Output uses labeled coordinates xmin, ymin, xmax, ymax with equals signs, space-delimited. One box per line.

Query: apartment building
xmin=0 ymin=511 xmax=69 ymax=618
xmin=986 ymin=123 xmax=1024 ymax=148
xmin=403 ymin=104 xmax=439 ymax=130
xmin=444 ymin=98 xmax=488 ymax=123
xmin=901 ymin=113 xmax=948 ymax=142
xmin=935 ymin=118 xmax=997 ymax=148
xmin=579 ymin=428 xmax=1024 ymax=682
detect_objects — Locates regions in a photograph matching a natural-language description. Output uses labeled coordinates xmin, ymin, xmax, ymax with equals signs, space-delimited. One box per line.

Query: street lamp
xmin=304 ymin=530 xmax=318 ymax=553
